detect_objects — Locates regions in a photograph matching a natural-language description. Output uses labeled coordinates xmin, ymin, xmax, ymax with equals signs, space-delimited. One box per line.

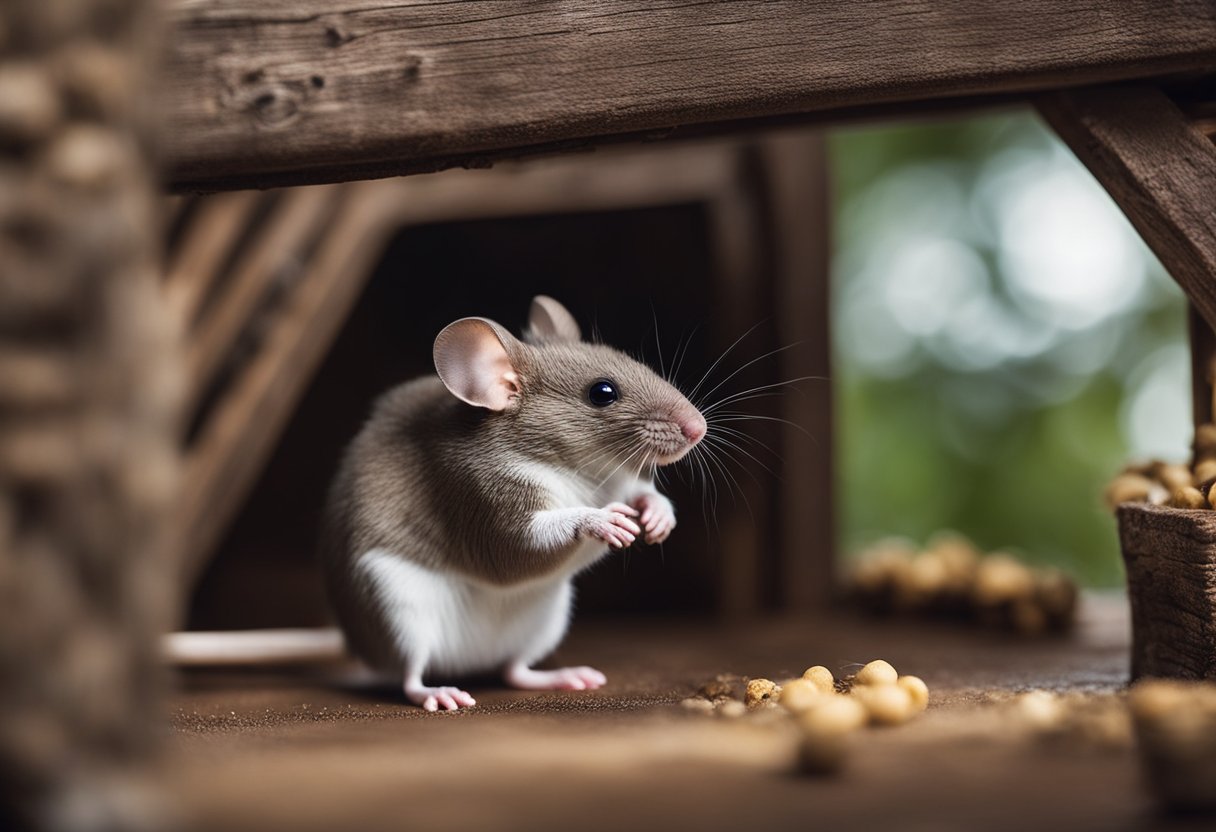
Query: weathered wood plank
xmin=1039 ymin=86 xmax=1216 ymax=334
xmin=161 ymin=0 xmax=1216 ymax=191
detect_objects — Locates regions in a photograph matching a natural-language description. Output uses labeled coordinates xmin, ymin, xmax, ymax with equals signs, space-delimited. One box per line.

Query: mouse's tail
xmin=162 ymin=628 xmax=347 ymax=666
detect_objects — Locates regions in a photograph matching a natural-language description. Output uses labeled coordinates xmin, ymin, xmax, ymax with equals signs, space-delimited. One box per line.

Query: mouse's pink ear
xmin=525 ymin=295 xmax=581 ymax=343
xmin=433 ymin=318 xmax=521 ymax=411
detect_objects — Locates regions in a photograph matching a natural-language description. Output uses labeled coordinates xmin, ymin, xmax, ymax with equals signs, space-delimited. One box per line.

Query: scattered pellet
xmin=1129 ymin=680 xmax=1216 ymax=812
xmin=854 ymin=659 xmax=898 ymax=687
xmin=799 ymin=695 xmax=869 ymax=735
xmin=897 ymin=675 xmax=929 ymax=712
xmin=802 ymin=665 xmax=835 ymax=694
xmin=1012 ymin=690 xmax=1064 ymax=730
xmin=851 ymin=534 xmax=1077 ymax=635
xmin=779 ymin=679 xmax=827 ymax=714
xmin=745 ymin=678 xmax=781 ymax=708
xmin=855 ymin=683 xmax=916 ymax=726
xmin=972 ymin=555 xmax=1035 ymax=607
xmin=716 ymin=700 xmax=747 ymax=719
xmin=680 ymin=697 xmax=714 ymax=714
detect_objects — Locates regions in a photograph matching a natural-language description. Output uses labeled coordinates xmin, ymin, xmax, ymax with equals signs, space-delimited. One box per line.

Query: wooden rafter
xmin=1041 ymin=81 xmax=1216 ymax=480
xmin=160 ymin=0 xmax=1216 ymax=191
xmin=1038 ymin=86 xmax=1216 ymax=332
xmin=165 ymin=191 xmax=261 ymax=327
xmin=185 ymin=185 xmax=339 ymax=411
xmin=179 ymin=182 xmax=386 ymax=584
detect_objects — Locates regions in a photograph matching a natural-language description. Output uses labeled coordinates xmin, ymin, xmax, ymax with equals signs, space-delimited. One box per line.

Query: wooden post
xmin=0 ymin=1 xmax=179 ymax=827
xmin=757 ymin=131 xmax=835 ymax=609
xmin=704 ymin=159 xmax=772 ymax=619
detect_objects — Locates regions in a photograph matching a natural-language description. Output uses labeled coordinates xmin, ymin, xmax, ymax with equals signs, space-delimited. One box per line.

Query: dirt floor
xmin=161 ymin=595 xmax=1209 ymax=832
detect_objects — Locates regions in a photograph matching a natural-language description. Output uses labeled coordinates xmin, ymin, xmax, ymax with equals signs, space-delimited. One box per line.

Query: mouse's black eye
xmin=587 ymin=379 xmax=619 ymax=407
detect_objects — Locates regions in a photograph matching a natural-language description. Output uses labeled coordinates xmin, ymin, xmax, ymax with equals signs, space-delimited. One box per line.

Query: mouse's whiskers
xmin=574 ymin=434 xmax=641 ymax=481
xmin=696 ymin=436 xmax=753 ymax=520
xmin=701 ymin=376 xmax=826 ymax=417
xmin=685 ymin=320 xmax=766 ymax=402
xmin=702 ymin=421 xmax=784 ymax=462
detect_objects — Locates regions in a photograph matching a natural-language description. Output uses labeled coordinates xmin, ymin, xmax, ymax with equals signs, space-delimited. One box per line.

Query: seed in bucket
xmin=1167 ymin=486 xmax=1208 ymax=510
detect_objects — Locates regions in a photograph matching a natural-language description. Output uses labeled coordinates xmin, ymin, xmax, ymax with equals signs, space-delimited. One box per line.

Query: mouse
xmin=318 ymin=296 xmax=707 ymax=711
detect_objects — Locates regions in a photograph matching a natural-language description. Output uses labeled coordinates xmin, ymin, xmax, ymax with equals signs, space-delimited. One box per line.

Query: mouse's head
xmin=434 ymin=296 xmax=706 ymax=471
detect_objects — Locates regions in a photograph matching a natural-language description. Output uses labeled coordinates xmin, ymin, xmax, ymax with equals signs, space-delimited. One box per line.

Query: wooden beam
xmin=160 ymin=0 xmax=1216 ymax=191
xmin=1039 ymin=86 xmax=1216 ymax=334
xmin=704 ymin=168 xmax=770 ymax=619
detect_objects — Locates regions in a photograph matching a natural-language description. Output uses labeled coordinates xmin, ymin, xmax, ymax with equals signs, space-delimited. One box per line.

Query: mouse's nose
xmin=680 ymin=412 xmax=707 ymax=445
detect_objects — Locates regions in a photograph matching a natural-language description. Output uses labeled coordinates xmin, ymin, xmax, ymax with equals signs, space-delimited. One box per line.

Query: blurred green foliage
xmin=829 ymin=110 xmax=1188 ymax=586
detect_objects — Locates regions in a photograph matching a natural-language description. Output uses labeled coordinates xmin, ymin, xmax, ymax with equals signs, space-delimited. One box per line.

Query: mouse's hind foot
xmin=405 ymin=682 xmax=476 ymax=712
xmin=506 ymin=663 xmax=606 ymax=691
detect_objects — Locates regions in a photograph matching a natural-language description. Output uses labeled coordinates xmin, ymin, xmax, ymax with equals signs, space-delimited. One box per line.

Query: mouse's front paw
xmin=632 ymin=493 xmax=676 ymax=544
xmin=578 ymin=503 xmax=640 ymax=549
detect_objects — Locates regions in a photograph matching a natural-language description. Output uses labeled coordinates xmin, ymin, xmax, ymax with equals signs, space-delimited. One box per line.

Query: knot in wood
xmin=223 ymin=76 xmax=311 ymax=130
xmin=402 ymin=55 xmax=422 ymax=81
xmin=251 ymin=85 xmax=299 ymax=127
xmin=320 ymin=15 xmax=355 ymax=48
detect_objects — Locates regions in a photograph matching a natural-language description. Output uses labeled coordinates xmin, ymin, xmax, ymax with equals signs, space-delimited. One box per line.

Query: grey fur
xmin=319 ymin=301 xmax=703 ymax=676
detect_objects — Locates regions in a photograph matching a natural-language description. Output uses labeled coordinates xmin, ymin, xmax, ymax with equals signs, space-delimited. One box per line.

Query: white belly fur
xmin=355 ymin=463 xmax=637 ymax=677
xmin=357 ymin=549 xmax=579 ymax=676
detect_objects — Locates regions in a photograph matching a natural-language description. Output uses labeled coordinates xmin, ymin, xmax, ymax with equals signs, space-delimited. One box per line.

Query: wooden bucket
xmin=1118 ymin=503 xmax=1216 ymax=680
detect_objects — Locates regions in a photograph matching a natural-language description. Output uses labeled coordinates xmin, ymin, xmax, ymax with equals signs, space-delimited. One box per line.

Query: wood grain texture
xmin=1039 ymin=86 xmax=1216 ymax=332
xmin=160 ymin=0 xmax=1216 ymax=191
xmin=1117 ymin=504 xmax=1216 ymax=680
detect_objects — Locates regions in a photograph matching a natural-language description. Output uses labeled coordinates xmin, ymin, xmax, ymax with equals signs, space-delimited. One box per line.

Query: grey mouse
xmin=319 ymin=296 xmax=707 ymax=711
